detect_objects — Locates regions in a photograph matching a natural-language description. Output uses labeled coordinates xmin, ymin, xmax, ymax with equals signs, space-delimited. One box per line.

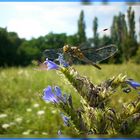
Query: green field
xmin=0 ymin=64 xmax=140 ymax=137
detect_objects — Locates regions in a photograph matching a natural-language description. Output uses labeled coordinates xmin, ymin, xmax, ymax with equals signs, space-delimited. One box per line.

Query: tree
xmin=128 ymin=7 xmax=136 ymax=41
xmin=0 ymin=27 xmax=23 ymax=66
xmin=44 ymin=32 xmax=67 ymax=49
xmin=127 ymin=7 xmax=138 ymax=59
xmin=0 ymin=27 xmax=9 ymax=66
xmin=93 ymin=17 xmax=99 ymax=46
xmin=77 ymin=10 xmax=86 ymax=44
xmin=111 ymin=7 xmax=138 ymax=63
xmin=139 ymin=17 xmax=140 ymax=43
xmin=17 ymin=39 xmax=40 ymax=66
xmin=118 ymin=13 xmax=129 ymax=62
xmin=66 ymin=34 xmax=79 ymax=46
xmin=111 ymin=13 xmax=129 ymax=63
xmin=111 ymin=15 xmax=123 ymax=63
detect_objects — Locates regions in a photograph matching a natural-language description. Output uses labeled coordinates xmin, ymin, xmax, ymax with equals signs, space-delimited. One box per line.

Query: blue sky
xmin=0 ymin=2 xmax=140 ymax=40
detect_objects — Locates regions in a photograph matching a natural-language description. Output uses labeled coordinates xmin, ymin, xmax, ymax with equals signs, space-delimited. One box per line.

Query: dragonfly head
xmin=63 ymin=45 xmax=71 ymax=53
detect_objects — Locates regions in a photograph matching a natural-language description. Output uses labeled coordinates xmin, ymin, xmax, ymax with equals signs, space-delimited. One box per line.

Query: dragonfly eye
xmin=63 ymin=45 xmax=70 ymax=53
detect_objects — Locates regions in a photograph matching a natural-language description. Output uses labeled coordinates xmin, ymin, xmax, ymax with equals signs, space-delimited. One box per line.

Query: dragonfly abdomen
xmin=71 ymin=47 xmax=85 ymax=59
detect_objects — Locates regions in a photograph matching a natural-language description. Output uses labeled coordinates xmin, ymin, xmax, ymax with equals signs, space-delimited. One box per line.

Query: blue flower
xmin=43 ymin=86 xmax=58 ymax=103
xmin=44 ymin=58 xmax=59 ymax=70
xmin=57 ymin=53 xmax=69 ymax=67
xmin=61 ymin=113 xmax=70 ymax=126
xmin=54 ymin=86 xmax=62 ymax=97
xmin=126 ymin=79 xmax=140 ymax=89
xmin=43 ymin=86 xmax=67 ymax=103
xmin=54 ymin=86 xmax=68 ymax=103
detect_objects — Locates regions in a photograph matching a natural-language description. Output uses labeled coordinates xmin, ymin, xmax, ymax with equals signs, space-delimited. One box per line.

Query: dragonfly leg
xmin=81 ymin=57 xmax=101 ymax=70
xmin=91 ymin=62 xmax=101 ymax=70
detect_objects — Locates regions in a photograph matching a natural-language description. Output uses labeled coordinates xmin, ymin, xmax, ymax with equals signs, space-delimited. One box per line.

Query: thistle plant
xmin=41 ymin=54 xmax=140 ymax=135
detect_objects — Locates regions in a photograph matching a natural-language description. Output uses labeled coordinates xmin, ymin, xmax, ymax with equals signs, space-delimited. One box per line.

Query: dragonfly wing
xmin=43 ymin=48 xmax=72 ymax=65
xmin=82 ymin=44 xmax=118 ymax=63
xmin=43 ymin=48 xmax=63 ymax=61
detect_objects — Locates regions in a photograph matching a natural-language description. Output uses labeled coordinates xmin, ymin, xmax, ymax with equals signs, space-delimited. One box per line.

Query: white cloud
xmin=8 ymin=18 xmax=44 ymax=39
xmin=2 ymin=2 xmax=81 ymax=38
xmin=0 ymin=2 xmax=139 ymax=40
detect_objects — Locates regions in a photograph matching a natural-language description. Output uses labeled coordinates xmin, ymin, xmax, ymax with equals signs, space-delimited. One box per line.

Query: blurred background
xmin=0 ymin=2 xmax=140 ymax=137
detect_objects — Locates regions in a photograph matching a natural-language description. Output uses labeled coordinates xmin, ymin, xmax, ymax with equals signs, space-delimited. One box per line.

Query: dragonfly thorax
xmin=63 ymin=45 xmax=71 ymax=53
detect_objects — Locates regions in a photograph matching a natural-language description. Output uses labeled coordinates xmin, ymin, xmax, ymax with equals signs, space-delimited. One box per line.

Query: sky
xmin=0 ymin=2 xmax=140 ymax=40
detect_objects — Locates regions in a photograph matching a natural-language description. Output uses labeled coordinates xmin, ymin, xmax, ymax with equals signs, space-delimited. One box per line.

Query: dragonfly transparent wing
xmin=81 ymin=44 xmax=118 ymax=63
xmin=43 ymin=48 xmax=63 ymax=61
xmin=43 ymin=48 xmax=72 ymax=65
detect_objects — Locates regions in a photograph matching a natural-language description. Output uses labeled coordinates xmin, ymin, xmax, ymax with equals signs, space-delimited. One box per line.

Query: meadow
xmin=0 ymin=63 xmax=140 ymax=137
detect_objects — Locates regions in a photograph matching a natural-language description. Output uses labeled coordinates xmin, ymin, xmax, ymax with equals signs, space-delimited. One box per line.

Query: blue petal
xmin=43 ymin=86 xmax=58 ymax=103
xmin=44 ymin=58 xmax=59 ymax=70
xmin=62 ymin=94 xmax=67 ymax=103
xmin=126 ymin=80 xmax=140 ymax=89
xmin=57 ymin=53 xmax=69 ymax=67
xmin=54 ymin=86 xmax=62 ymax=97
xmin=61 ymin=113 xmax=70 ymax=126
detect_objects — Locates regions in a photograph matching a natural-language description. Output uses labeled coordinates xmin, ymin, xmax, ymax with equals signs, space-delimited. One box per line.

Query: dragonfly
xmin=43 ymin=43 xmax=118 ymax=70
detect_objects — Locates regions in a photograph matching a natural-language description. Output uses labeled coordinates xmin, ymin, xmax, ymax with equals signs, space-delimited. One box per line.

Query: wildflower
xmin=43 ymin=86 xmax=67 ymax=103
xmin=9 ymin=122 xmax=16 ymax=126
xmin=26 ymin=108 xmax=32 ymax=112
xmin=58 ymin=130 xmax=62 ymax=136
xmin=33 ymin=103 xmax=40 ymax=108
xmin=57 ymin=53 xmax=69 ymax=67
xmin=2 ymin=124 xmax=10 ymax=129
xmin=17 ymin=70 xmax=24 ymax=75
xmin=51 ymin=110 xmax=57 ymax=114
xmin=42 ymin=132 xmax=48 ymax=135
xmin=22 ymin=130 xmax=31 ymax=135
xmin=61 ymin=114 xmax=70 ymax=126
xmin=54 ymin=86 xmax=62 ymax=97
xmin=43 ymin=86 xmax=58 ymax=103
xmin=15 ymin=117 xmax=23 ymax=123
xmin=126 ymin=79 xmax=140 ymax=89
xmin=44 ymin=58 xmax=59 ymax=70
xmin=37 ymin=110 xmax=45 ymax=116
xmin=34 ymin=131 xmax=39 ymax=134
xmin=0 ymin=114 xmax=7 ymax=119
xmin=54 ymin=86 xmax=67 ymax=103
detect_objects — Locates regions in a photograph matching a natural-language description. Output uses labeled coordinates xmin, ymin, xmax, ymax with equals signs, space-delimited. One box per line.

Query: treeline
xmin=0 ymin=6 xmax=140 ymax=67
